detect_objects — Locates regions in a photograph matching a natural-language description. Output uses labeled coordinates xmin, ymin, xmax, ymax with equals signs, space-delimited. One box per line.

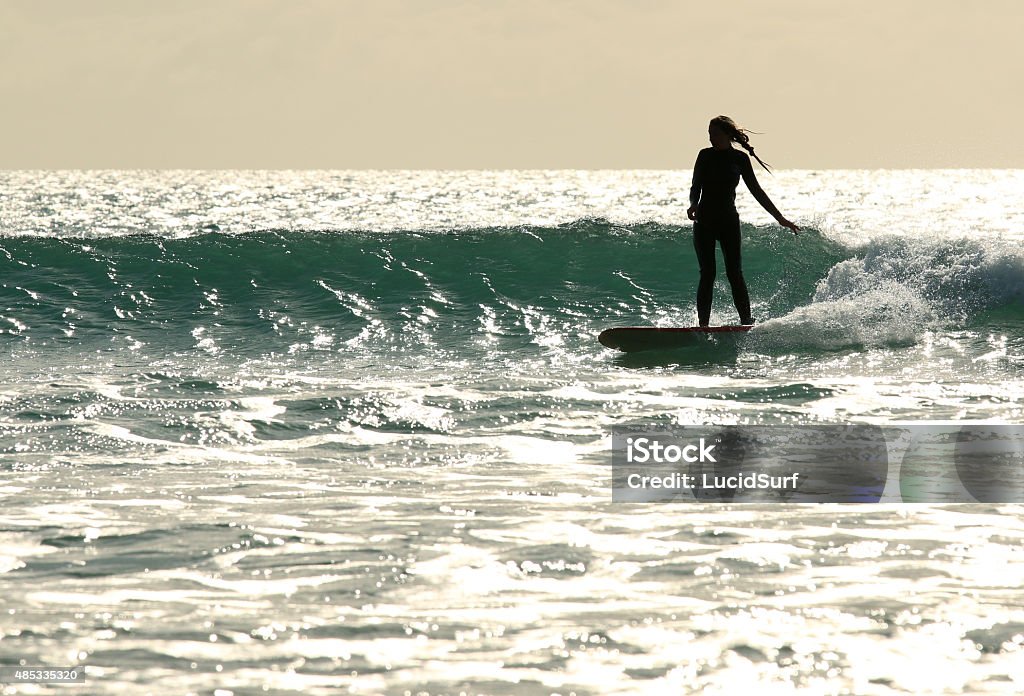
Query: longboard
xmin=598 ymin=325 xmax=752 ymax=352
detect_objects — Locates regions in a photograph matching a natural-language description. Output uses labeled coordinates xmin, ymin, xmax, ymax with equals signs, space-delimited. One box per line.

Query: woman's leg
xmin=717 ymin=215 xmax=752 ymax=324
xmin=692 ymin=222 xmax=717 ymax=326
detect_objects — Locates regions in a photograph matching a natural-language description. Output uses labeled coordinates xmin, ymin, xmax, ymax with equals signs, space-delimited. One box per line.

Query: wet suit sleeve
xmin=739 ymin=151 xmax=786 ymax=223
xmin=689 ymin=150 xmax=705 ymax=208
xmin=738 ymin=152 xmax=761 ymax=195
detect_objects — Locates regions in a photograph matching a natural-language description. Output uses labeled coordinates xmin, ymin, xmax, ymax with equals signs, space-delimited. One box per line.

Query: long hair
xmin=710 ymin=115 xmax=772 ymax=173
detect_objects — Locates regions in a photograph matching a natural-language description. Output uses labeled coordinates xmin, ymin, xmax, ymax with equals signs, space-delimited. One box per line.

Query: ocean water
xmin=1 ymin=169 xmax=1023 ymax=694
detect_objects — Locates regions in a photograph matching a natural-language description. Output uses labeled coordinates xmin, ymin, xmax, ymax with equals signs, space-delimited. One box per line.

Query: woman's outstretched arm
xmin=740 ymin=160 xmax=801 ymax=234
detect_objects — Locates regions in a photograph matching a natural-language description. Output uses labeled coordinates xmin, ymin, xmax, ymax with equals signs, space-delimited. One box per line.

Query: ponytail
xmin=741 ymin=143 xmax=773 ymax=174
xmin=710 ymin=115 xmax=773 ymax=174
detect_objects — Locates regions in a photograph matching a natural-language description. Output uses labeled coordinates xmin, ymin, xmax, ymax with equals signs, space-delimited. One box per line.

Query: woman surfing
xmin=687 ymin=116 xmax=801 ymax=327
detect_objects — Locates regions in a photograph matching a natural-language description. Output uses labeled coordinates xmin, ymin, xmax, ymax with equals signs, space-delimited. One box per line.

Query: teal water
xmin=1 ymin=170 xmax=1023 ymax=694
xmin=2 ymin=223 xmax=1020 ymax=354
xmin=0 ymin=224 xmax=845 ymax=348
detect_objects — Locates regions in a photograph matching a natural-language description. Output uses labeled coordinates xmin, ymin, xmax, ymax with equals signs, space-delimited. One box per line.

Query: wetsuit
xmin=688 ymin=147 xmax=754 ymax=326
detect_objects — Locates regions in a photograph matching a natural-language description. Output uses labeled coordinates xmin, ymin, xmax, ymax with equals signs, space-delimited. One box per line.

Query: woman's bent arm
xmin=687 ymin=152 xmax=704 ymax=220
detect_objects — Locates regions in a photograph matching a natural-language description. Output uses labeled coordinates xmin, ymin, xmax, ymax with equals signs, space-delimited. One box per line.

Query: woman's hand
xmin=687 ymin=206 xmax=698 ymax=221
xmin=779 ymin=218 xmax=801 ymax=235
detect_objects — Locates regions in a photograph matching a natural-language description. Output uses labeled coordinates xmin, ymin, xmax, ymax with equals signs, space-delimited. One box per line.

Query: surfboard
xmin=598 ymin=325 xmax=752 ymax=352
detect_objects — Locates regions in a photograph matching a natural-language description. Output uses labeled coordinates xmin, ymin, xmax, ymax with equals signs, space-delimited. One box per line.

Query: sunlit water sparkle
xmin=0 ymin=170 xmax=1023 ymax=694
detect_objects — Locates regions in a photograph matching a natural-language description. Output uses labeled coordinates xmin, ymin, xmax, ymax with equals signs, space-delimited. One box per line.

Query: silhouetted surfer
xmin=687 ymin=116 xmax=800 ymax=327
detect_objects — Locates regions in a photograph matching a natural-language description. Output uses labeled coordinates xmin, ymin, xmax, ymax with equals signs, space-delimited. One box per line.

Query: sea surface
xmin=1 ymin=169 xmax=1023 ymax=694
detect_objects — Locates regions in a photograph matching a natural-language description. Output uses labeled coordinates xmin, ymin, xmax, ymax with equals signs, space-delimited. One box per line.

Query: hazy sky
xmin=1 ymin=0 xmax=1021 ymax=169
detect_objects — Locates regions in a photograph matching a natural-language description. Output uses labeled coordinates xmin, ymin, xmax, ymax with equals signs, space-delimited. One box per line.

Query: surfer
xmin=687 ymin=115 xmax=800 ymax=327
